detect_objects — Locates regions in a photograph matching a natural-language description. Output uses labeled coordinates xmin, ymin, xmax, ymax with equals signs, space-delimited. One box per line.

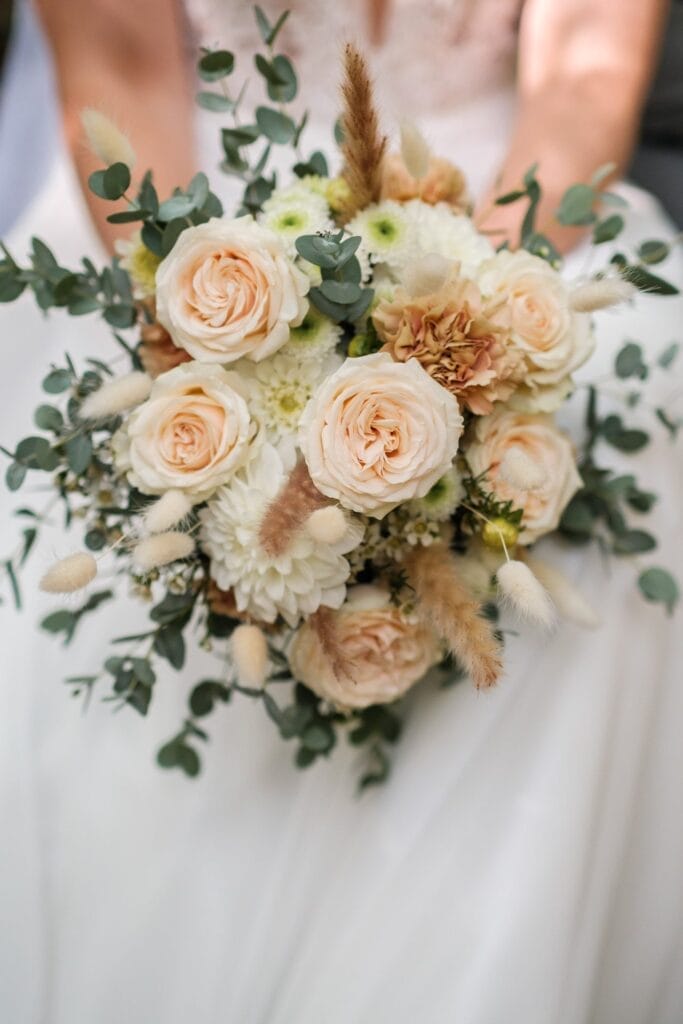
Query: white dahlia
xmin=200 ymin=443 xmax=363 ymax=627
xmin=402 ymin=200 xmax=494 ymax=277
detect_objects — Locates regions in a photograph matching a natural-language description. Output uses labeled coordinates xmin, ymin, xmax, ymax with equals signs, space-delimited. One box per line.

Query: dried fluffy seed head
xmin=399 ymin=120 xmax=430 ymax=181
xmin=40 ymin=552 xmax=97 ymax=594
xmin=523 ymin=554 xmax=601 ymax=629
xmin=498 ymin=446 xmax=547 ymax=491
xmin=305 ymin=506 xmax=348 ymax=545
xmin=496 ymin=559 xmax=556 ymax=629
xmin=81 ymin=108 xmax=136 ymax=168
xmin=258 ymin=462 xmax=329 ymax=557
xmin=80 ymin=372 xmax=152 ymax=420
xmin=405 ymin=543 xmax=502 ymax=689
xmin=401 ymin=253 xmax=452 ymax=298
xmin=144 ymin=490 xmax=193 ymax=534
xmin=569 ymin=277 xmax=636 ymax=312
xmin=232 ymin=623 xmax=269 ymax=689
xmin=132 ymin=532 xmax=194 ymax=572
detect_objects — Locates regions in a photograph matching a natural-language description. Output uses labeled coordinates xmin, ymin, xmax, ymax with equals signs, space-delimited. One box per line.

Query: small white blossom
xmin=259 ymin=184 xmax=332 ymax=256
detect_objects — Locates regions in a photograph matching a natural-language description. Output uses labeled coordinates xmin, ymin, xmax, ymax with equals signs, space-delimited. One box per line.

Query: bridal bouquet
xmin=1 ymin=8 xmax=680 ymax=784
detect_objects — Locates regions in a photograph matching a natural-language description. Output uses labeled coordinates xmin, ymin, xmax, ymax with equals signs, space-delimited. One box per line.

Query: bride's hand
xmin=475 ymin=0 xmax=669 ymax=254
xmin=36 ymin=0 xmax=198 ymax=255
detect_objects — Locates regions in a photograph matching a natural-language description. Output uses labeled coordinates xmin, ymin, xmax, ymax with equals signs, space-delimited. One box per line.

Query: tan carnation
xmin=381 ymin=153 xmax=469 ymax=210
xmin=139 ymin=321 xmax=191 ymax=379
xmin=373 ymin=267 xmax=519 ymax=415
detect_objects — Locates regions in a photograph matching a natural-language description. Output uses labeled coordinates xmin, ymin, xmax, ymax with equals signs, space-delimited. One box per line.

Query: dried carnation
xmin=139 ymin=320 xmax=192 ymax=379
xmin=381 ymin=152 xmax=469 ymax=210
xmin=373 ymin=265 xmax=519 ymax=414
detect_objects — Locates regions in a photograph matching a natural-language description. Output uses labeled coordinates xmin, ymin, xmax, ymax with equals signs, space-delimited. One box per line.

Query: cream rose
xmin=155 ymin=217 xmax=309 ymax=363
xmin=477 ymin=250 xmax=594 ymax=409
xmin=289 ymin=585 xmax=441 ymax=709
xmin=466 ymin=407 xmax=581 ymax=543
xmin=114 ymin=362 xmax=253 ymax=501
xmin=299 ymin=352 xmax=463 ymax=518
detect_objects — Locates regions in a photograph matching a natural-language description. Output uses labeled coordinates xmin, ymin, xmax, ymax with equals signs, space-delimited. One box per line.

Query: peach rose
xmin=477 ymin=250 xmax=594 ymax=410
xmin=299 ymin=352 xmax=463 ymax=518
xmin=381 ymin=153 xmax=469 ymax=210
xmin=155 ymin=217 xmax=309 ymax=363
xmin=114 ymin=362 xmax=253 ymax=501
xmin=466 ymin=407 xmax=582 ymax=543
xmin=373 ymin=265 xmax=521 ymax=414
xmin=289 ymin=585 xmax=441 ymax=709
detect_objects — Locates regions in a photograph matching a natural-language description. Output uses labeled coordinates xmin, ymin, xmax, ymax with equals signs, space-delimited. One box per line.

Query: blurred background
xmin=1 ymin=0 xmax=682 ymax=239
xmin=1 ymin=0 xmax=682 ymax=238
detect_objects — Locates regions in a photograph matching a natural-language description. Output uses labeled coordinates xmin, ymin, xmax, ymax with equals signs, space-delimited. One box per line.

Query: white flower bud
xmin=305 ymin=506 xmax=348 ymax=545
xmin=144 ymin=490 xmax=193 ymax=534
xmin=496 ymin=559 xmax=556 ymax=629
xmin=499 ymin=446 xmax=547 ymax=491
xmin=401 ymin=253 xmax=452 ymax=297
xmin=524 ymin=555 xmax=601 ymax=629
xmin=399 ymin=119 xmax=430 ymax=181
xmin=569 ymin=277 xmax=636 ymax=313
xmin=40 ymin=552 xmax=97 ymax=594
xmin=232 ymin=624 xmax=269 ymax=689
xmin=132 ymin=532 xmax=194 ymax=572
xmin=81 ymin=108 xmax=136 ymax=168
xmin=80 ymin=372 xmax=152 ymax=421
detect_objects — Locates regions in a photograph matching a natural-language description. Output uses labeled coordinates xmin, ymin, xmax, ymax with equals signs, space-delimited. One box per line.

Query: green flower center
xmin=370 ymin=216 xmax=400 ymax=244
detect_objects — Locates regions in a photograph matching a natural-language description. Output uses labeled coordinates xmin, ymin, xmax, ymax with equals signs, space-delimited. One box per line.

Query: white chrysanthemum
xmin=115 ymin=230 xmax=161 ymax=299
xmin=402 ymin=200 xmax=494 ymax=276
xmin=243 ymin=352 xmax=340 ymax=447
xmin=407 ymin=466 xmax=464 ymax=521
xmin=259 ymin=185 xmax=332 ymax=256
xmin=200 ymin=443 xmax=363 ymax=627
xmin=281 ymin=306 xmax=342 ymax=362
xmin=347 ymin=201 xmax=416 ymax=279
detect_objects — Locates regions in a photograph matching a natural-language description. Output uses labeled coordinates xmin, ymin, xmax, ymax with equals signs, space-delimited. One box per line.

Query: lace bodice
xmin=188 ymin=0 xmax=521 ymax=124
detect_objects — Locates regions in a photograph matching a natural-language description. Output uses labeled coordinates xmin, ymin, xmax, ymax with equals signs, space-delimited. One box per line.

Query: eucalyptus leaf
xmin=556 ymin=183 xmax=596 ymax=226
xmin=637 ymin=239 xmax=669 ymax=265
xmin=197 ymin=49 xmax=235 ymax=81
xmin=42 ymin=368 xmax=72 ymax=394
xmin=593 ymin=214 xmax=624 ymax=244
xmin=65 ymin=434 xmax=93 ymax=475
xmin=638 ymin=567 xmax=679 ymax=614
xmin=34 ymin=404 xmax=64 ymax=432
xmin=5 ymin=461 xmax=27 ymax=491
xmin=255 ymin=106 xmax=296 ymax=144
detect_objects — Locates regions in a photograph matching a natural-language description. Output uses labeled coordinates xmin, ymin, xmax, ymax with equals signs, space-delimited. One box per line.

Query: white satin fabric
xmin=2 ymin=21 xmax=683 ymax=1024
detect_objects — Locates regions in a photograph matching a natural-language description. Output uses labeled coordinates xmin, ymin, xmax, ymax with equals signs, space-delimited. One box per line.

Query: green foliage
xmin=296 ymin=231 xmax=374 ymax=324
xmin=638 ymin=568 xmax=679 ymax=614
xmin=41 ymin=590 xmax=113 ymax=645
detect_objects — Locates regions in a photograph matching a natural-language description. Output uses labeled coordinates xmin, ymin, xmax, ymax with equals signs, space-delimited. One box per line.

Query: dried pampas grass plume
xmin=522 ymin=554 xmax=601 ymax=629
xmin=258 ymin=462 xmax=329 ymax=558
xmin=132 ymin=532 xmax=194 ymax=572
xmin=305 ymin=506 xmax=348 ymax=545
xmin=232 ymin=624 xmax=269 ymax=688
xmin=405 ymin=544 xmax=502 ymax=689
xmin=399 ymin=120 xmax=430 ymax=181
xmin=309 ymin=606 xmax=358 ymax=683
xmin=80 ymin=372 xmax=152 ymax=421
xmin=81 ymin=108 xmax=136 ymax=168
xmin=338 ymin=43 xmax=388 ymax=220
xmin=570 ymin=276 xmax=636 ymax=313
xmin=496 ymin=559 xmax=556 ymax=629
xmin=40 ymin=552 xmax=98 ymax=594
xmin=144 ymin=490 xmax=193 ymax=534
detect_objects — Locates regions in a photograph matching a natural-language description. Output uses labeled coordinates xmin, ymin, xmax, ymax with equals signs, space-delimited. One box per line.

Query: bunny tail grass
xmin=337 ymin=43 xmax=388 ymax=221
xmin=232 ymin=624 xmax=269 ymax=688
xmin=405 ymin=544 xmax=502 ymax=689
xmin=258 ymin=462 xmax=329 ymax=557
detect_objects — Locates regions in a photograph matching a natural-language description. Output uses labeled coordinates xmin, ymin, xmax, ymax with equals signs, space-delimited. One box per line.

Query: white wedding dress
xmin=2 ymin=3 xmax=683 ymax=1022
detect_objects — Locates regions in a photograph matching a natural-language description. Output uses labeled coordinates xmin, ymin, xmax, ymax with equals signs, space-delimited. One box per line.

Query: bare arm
xmin=36 ymin=0 xmax=197 ymax=253
xmin=476 ymin=0 xmax=669 ymax=252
